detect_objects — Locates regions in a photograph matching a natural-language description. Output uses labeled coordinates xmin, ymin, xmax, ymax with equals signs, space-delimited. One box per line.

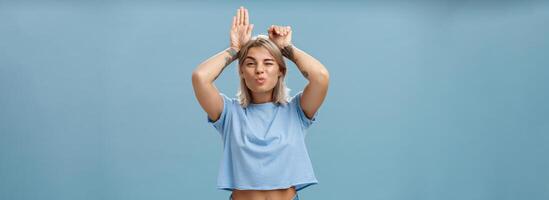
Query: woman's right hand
xmin=230 ymin=6 xmax=254 ymax=52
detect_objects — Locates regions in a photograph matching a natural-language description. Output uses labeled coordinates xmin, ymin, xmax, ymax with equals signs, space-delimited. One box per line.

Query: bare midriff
xmin=231 ymin=186 xmax=296 ymax=200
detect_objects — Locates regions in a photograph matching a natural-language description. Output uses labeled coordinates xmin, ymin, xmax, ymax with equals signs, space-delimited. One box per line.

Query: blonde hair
xmin=236 ymin=34 xmax=290 ymax=108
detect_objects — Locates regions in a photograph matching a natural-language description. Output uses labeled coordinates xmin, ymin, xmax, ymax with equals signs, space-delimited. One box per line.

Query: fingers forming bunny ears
xmin=269 ymin=25 xmax=292 ymax=36
xmin=233 ymin=6 xmax=249 ymax=26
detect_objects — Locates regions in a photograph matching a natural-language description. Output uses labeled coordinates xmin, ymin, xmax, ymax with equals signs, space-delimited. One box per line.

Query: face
xmin=240 ymin=47 xmax=282 ymax=93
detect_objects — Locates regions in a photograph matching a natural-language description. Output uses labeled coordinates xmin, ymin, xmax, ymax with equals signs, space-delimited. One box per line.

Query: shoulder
xmin=219 ymin=93 xmax=237 ymax=104
xmin=289 ymin=91 xmax=304 ymax=105
xmin=216 ymin=93 xmax=240 ymax=113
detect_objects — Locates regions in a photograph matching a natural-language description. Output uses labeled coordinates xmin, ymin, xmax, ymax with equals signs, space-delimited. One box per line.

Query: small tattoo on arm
xmin=224 ymin=48 xmax=238 ymax=67
xmin=281 ymin=44 xmax=307 ymax=78
xmin=215 ymin=48 xmax=239 ymax=80
xmin=281 ymin=44 xmax=295 ymax=62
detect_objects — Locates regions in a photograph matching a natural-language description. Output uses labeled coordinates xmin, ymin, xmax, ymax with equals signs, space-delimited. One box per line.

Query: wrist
xmin=229 ymin=46 xmax=240 ymax=52
xmin=280 ymin=43 xmax=295 ymax=60
xmin=280 ymin=42 xmax=293 ymax=50
xmin=226 ymin=47 xmax=239 ymax=62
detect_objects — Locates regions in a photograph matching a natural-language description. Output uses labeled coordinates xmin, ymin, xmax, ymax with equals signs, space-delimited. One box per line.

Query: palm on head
xmin=230 ymin=7 xmax=254 ymax=51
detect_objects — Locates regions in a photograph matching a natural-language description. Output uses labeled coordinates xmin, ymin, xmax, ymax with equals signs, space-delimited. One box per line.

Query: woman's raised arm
xmin=269 ymin=25 xmax=330 ymax=120
xmin=192 ymin=6 xmax=254 ymax=121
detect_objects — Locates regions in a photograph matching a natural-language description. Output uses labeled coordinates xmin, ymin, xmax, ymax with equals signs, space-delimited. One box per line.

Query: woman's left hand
xmin=268 ymin=25 xmax=292 ymax=49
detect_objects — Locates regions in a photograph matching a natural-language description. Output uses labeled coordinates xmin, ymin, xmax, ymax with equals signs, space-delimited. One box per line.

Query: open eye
xmin=246 ymin=62 xmax=256 ymax=67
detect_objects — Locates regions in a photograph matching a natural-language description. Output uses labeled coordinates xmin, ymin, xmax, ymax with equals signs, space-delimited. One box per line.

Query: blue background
xmin=1 ymin=1 xmax=548 ymax=199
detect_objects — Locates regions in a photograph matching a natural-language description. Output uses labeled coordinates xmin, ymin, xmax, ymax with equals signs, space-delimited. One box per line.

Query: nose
xmin=255 ymin=65 xmax=265 ymax=74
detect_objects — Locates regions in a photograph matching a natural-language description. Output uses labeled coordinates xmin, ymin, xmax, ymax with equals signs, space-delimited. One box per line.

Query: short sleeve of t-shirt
xmin=207 ymin=93 xmax=233 ymax=135
xmin=292 ymin=91 xmax=318 ymax=129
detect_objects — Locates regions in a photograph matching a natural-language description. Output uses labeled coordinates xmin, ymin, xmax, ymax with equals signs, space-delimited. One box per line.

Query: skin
xmin=240 ymin=46 xmax=282 ymax=104
xmin=191 ymin=6 xmax=329 ymax=200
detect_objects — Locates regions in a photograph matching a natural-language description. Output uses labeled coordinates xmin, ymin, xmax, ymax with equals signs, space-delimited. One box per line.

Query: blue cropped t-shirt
xmin=207 ymin=91 xmax=319 ymax=192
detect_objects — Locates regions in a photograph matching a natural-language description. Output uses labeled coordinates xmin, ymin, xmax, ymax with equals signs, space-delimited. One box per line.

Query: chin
xmin=249 ymin=85 xmax=275 ymax=93
xmin=249 ymin=88 xmax=271 ymax=93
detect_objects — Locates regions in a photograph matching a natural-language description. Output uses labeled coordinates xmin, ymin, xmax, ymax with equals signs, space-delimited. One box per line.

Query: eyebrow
xmin=244 ymin=56 xmax=275 ymax=62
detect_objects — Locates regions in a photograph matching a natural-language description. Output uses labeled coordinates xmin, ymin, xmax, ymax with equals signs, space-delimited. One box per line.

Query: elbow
xmin=320 ymin=68 xmax=330 ymax=82
xmin=191 ymin=69 xmax=209 ymax=85
xmin=310 ymin=68 xmax=330 ymax=86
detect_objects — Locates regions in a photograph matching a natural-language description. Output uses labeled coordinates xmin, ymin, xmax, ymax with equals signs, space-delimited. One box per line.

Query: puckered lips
xmin=255 ymin=76 xmax=266 ymax=85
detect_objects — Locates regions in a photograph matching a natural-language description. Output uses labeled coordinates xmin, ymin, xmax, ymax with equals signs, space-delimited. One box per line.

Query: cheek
xmin=240 ymin=68 xmax=253 ymax=78
xmin=269 ymin=68 xmax=281 ymax=79
xmin=240 ymin=70 xmax=255 ymax=86
xmin=268 ymin=72 xmax=280 ymax=85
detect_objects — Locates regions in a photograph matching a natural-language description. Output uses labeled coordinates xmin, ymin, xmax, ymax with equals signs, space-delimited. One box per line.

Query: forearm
xmin=282 ymin=45 xmax=329 ymax=84
xmin=192 ymin=47 xmax=239 ymax=83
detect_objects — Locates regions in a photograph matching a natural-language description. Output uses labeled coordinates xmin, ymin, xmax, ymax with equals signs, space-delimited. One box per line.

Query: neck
xmin=251 ymin=90 xmax=273 ymax=104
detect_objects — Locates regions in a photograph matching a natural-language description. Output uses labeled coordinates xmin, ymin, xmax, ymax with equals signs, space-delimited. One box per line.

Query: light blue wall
xmin=1 ymin=1 xmax=548 ymax=199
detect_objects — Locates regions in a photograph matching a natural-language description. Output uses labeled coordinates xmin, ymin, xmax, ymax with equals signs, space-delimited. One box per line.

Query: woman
xmin=192 ymin=6 xmax=329 ymax=200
